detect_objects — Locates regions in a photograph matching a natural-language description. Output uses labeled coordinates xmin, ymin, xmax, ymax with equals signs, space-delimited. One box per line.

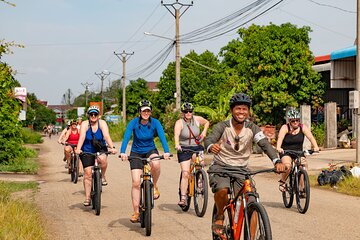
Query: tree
xmin=62 ymin=88 xmax=74 ymax=106
xmin=220 ymin=23 xmax=324 ymax=125
xmin=0 ymin=40 xmax=23 ymax=163
xmin=25 ymin=93 xmax=56 ymax=131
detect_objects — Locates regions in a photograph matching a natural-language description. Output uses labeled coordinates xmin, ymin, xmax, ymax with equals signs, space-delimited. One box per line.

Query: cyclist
xmin=58 ymin=121 xmax=71 ymax=164
xmin=276 ymin=108 xmax=319 ymax=193
xmin=62 ymin=119 xmax=84 ymax=177
xmin=120 ymin=100 xmax=171 ymax=223
xmin=75 ymin=106 xmax=117 ymax=206
xmin=174 ymin=102 xmax=209 ymax=208
xmin=204 ymin=92 xmax=285 ymax=236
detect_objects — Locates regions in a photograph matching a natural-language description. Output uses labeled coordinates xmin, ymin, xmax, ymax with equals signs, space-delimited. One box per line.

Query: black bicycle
xmin=127 ymin=154 xmax=171 ymax=236
xmin=81 ymin=151 xmax=111 ymax=216
xmin=178 ymin=148 xmax=208 ymax=217
xmin=281 ymin=149 xmax=317 ymax=214
xmin=62 ymin=143 xmax=80 ymax=184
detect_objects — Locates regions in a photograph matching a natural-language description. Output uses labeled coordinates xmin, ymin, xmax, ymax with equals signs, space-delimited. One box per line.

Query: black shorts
xmin=177 ymin=145 xmax=204 ymax=163
xmin=129 ymin=149 xmax=159 ymax=170
xmin=80 ymin=146 xmax=108 ymax=168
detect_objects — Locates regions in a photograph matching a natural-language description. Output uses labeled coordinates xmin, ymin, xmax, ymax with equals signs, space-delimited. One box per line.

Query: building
xmin=47 ymin=105 xmax=74 ymax=125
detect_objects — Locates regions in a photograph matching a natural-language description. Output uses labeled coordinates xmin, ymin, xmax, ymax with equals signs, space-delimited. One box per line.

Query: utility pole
xmin=356 ymin=0 xmax=360 ymax=163
xmin=81 ymin=82 xmax=93 ymax=106
xmin=114 ymin=50 xmax=134 ymax=124
xmin=162 ymin=0 xmax=193 ymax=110
xmin=95 ymin=70 xmax=110 ymax=115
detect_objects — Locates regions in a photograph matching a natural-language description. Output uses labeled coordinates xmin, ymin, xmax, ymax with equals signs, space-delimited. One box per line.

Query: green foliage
xmin=20 ymin=128 xmax=43 ymax=144
xmin=66 ymin=108 xmax=78 ymax=121
xmin=158 ymin=103 xmax=181 ymax=141
xmin=220 ymin=23 xmax=324 ymax=125
xmin=311 ymin=122 xmax=325 ymax=147
xmin=0 ymin=42 xmax=23 ymax=164
xmin=24 ymin=93 xmax=56 ymax=131
xmin=0 ymin=147 xmax=39 ymax=173
xmin=108 ymin=122 xmax=127 ymax=142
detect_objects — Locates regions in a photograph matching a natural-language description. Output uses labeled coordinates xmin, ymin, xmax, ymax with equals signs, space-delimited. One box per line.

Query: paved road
xmin=33 ymin=137 xmax=360 ymax=239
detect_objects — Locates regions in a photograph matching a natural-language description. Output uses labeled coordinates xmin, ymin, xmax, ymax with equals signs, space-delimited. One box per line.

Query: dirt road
xmin=35 ymin=137 xmax=360 ymax=240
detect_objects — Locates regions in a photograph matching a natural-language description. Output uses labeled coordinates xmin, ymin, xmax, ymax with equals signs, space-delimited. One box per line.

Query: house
xmin=47 ymin=105 xmax=74 ymax=124
xmin=146 ymin=82 xmax=159 ymax=92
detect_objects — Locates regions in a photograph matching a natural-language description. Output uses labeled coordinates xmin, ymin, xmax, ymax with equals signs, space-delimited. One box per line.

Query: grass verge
xmin=0 ymin=147 xmax=39 ymax=173
xmin=309 ymin=174 xmax=360 ymax=197
xmin=0 ymin=181 xmax=46 ymax=239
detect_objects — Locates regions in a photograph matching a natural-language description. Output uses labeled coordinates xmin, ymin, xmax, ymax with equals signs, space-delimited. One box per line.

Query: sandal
xmin=212 ymin=215 xmax=225 ymax=237
xmin=278 ymin=180 xmax=286 ymax=192
xmin=130 ymin=212 xmax=140 ymax=223
xmin=102 ymin=178 xmax=108 ymax=186
xmin=83 ymin=199 xmax=91 ymax=207
xmin=299 ymin=190 xmax=306 ymax=198
xmin=154 ymin=186 xmax=160 ymax=200
xmin=178 ymin=195 xmax=188 ymax=208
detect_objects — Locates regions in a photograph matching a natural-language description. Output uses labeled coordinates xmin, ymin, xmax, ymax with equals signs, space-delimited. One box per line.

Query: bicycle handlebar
xmin=207 ymin=167 xmax=276 ymax=178
xmin=177 ymin=148 xmax=204 ymax=154
xmin=80 ymin=151 xmax=113 ymax=156
xmin=283 ymin=149 xmax=318 ymax=158
xmin=126 ymin=154 xmax=173 ymax=162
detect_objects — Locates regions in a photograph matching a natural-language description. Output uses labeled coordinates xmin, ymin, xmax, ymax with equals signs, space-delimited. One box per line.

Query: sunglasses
xmin=182 ymin=110 xmax=193 ymax=114
xmin=89 ymin=113 xmax=98 ymax=117
xmin=234 ymin=136 xmax=240 ymax=151
xmin=290 ymin=119 xmax=300 ymax=123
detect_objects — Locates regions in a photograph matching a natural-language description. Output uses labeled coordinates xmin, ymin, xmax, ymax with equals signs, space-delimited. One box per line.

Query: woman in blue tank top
xmin=75 ymin=106 xmax=117 ymax=206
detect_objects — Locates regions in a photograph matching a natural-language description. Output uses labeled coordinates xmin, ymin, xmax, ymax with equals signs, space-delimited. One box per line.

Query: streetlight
xmin=95 ymin=70 xmax=110 ymax=115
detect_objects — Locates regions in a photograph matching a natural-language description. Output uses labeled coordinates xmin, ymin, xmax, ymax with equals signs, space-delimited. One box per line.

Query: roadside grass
xmin=109 ymin=122 xmax=126 ymax=142
xmin=0 ymin=147 xmax=39 ymax=173
xmin=309 ymin=174 xmax=360 ymax=197
xmin=21 ymin=128 xmax=43 ymax=144
xmin=0 ymin=181 xmax=46 ymax=239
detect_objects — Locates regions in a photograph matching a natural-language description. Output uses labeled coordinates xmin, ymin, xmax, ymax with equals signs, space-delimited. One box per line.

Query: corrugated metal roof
xmin=330 ymin=45 xmax=356 ymax=60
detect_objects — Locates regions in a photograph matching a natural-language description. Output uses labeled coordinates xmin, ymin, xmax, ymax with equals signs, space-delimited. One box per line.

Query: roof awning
xmin=312 ymin=62 xmax=331 ymax=72
xmin=330 ymin=45 xmax=356 ymax=60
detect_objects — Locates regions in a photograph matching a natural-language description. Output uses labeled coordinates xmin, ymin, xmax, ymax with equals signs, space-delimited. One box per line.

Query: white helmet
xmin=87 ymin=105 xmax=100 ymax=115
xmin=287 ymin=108 xmax=300 ymax=119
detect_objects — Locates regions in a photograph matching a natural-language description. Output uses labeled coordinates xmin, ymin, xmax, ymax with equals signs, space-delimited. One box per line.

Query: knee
xmin=181 ymin=171 xmax=190 ymax=180
xmin=132 ymin=179 xmax=141 ymax=189
xmin=215 ymin=188 xmax=228 ymax=198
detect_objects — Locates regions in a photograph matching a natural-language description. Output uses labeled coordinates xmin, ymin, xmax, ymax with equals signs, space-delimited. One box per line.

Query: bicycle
xmin=62 ymin=142 xmax=80 ymax=184
xmin=281 ymin=149 xmax=317 ymax=214
xmin=208 ymin=167 xmax=275 ymax=240
xmin=80 ymin=150 xmax=112 ymax=216
xmin=178 ymin=148 xmax=208 ymax=217
xmin=127 ymin=154 xmax=171 ymax=236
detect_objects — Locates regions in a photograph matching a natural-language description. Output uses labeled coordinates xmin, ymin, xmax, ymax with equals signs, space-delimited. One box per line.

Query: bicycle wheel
xmin=144 ymin=180 xmax=152 ymax=236
xmin=93 ymin=170 xmax=102 ymax=215
xmin=178 ymin=172 xmax=191 ymax=212
xmin=244 ymin=202 xmax=272 ymax=240
xmin=211 ymin=204 xmax=233 ymax=240
xmin=282 ymin=173 xmax=294 ymax=208
xmin=72 ymin=155 xmax=79 ymax=184
xmin=295 ymin=169 xmax=310 ymax=214
xmin=70 ymin=155 xmax=75 ymax=182
xmin=194 ymin=169 xmax=208 ymax=217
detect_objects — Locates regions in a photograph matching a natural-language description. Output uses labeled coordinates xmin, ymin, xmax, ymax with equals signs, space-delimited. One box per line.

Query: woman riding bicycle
xmin=75 ymin=106 xmax=117 ymax=206
xmin=174 ymin=102 xmax=209 ymax=208
xmin=120 ymin=100 xmax=171 ymax=223
xmin=204 ymin=92 xmax=285 ymax=237
xmin=276 ymin=108 xmax=319 ymax=193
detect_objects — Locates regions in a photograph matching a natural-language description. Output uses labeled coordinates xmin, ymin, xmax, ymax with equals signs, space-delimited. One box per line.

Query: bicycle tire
xmin=211 ymin=204 xmax=233 ymax=240
xmin=144 ymin=180 xmax=152 ymax=236
xmin=70 ymin=155 xmax=75 ymax=182
xmin=244 ymin=202 xmax=272 ymax=240
xmin=194 ymin=169 xmax=208 ymax=217
xmin=295 ymin=169 xmax=310 ymax=214
xmin=140 ymin=181 xmax=145 ymax=228
xmin=73 ymin=155 xmax=79 ymax=184
xmin=93 ymin=170 xmax=102 ymax=215
xmin=282 ymin=173 xmax=294 ymax=208
xmin=178 ymin=172 xmax=191 ymax=212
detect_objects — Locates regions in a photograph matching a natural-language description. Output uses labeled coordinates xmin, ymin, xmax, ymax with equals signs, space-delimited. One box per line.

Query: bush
xmin=109 ymin=122 xmax=126 ymax=142
xmin=20 ymin=128 xmax=43 ymax=144
xmin=0 ymin=147 xmax=38 ymax=173
xmin=311 ymin=122 xmax=325 ymax=147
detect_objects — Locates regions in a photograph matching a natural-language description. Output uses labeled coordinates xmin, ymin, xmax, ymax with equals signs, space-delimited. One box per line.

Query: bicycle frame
xmin=187 ymin=153 xmax=203 ymax=197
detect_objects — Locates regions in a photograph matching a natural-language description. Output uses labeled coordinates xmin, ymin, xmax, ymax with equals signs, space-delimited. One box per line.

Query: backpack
xmin=317 ymin=170 xmax=333 ymax=186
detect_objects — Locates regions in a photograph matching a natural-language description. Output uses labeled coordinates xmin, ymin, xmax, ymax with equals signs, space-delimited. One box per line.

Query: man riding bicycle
xmin=204 ymin=92 xmax=285 ymax=236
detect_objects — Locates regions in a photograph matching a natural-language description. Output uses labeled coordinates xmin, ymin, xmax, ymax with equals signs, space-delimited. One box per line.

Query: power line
xmin=307 ymin=0 xmax=356 ymax=14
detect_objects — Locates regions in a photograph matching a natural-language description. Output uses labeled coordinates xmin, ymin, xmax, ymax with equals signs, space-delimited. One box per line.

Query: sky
xmin=0 ymin=0 xmax=357 ymax=105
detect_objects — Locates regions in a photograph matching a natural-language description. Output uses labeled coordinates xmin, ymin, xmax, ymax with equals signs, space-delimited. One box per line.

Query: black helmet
xmin=70 ymin=119 xmax=77 ymax=125
xmin=181 ymin=102 xmax=194 ymax=112
xmin=138 ymin=100 xmax=152 ymax=112
xmin=229 ymin=93 xmax=252 ymax=109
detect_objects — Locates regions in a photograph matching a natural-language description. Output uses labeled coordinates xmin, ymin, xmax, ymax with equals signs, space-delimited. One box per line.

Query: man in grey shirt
xmin=204 ymin=92 xmax=285 ymax=236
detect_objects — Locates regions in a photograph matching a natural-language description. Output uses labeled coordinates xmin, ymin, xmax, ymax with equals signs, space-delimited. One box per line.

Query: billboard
xmin=14 ymin=87 xmax=27 ymax=102
xmin=89 ymin=101 xmax=103 ymax=115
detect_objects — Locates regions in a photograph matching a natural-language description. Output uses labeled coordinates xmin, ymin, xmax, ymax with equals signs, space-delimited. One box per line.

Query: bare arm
xmin=75 ymin=121 xmax=88 ymax=154
xmin=174 ymin=119 xmax=182 ymax=148
xmin=58 ymin=128 xmax=67 ymax=143
xmin=99 ymin=120 xmax=116 ymax=151
xmin=302 ymin=125 xmax=320 ymax=151
xmin=195 ymin=115 xmax=210 ymax=138
xmin=276 ymin=124 xmax=288 ymax=153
